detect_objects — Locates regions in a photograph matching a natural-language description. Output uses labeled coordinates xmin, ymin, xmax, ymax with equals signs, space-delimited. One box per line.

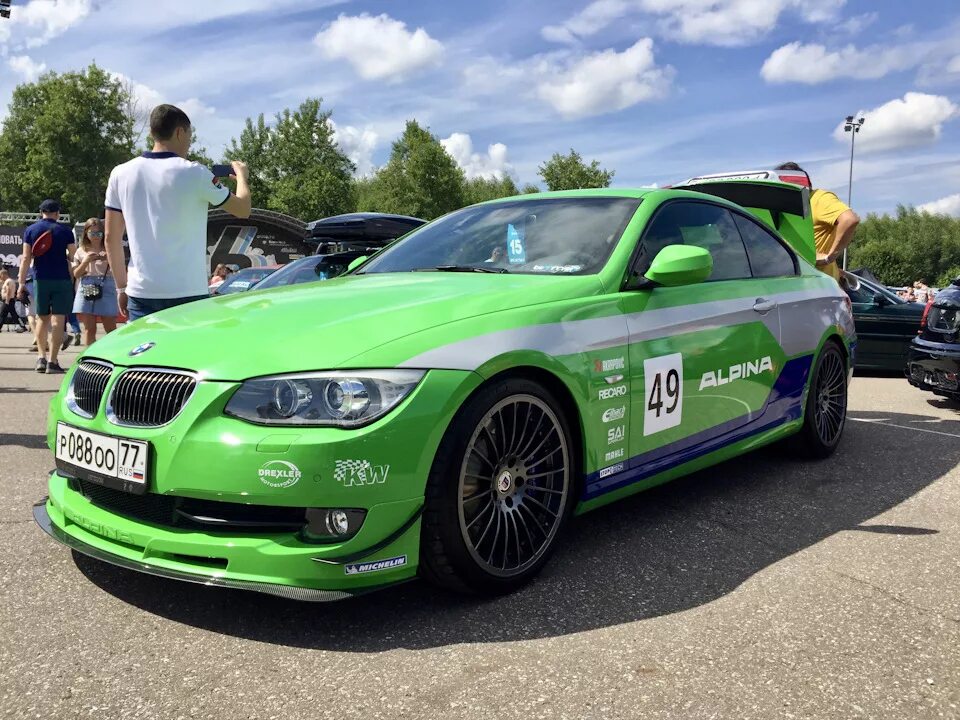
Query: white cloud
xmin=0 ymin=0 xmax=91 ymax=48
xmin=948 ymin=55 xmax=960 ymax=74
xmin=537 ymin=39 xmax=673 ymax=118
xmin=440 ymin=132 xmax=513 ymax=180
xmin=838 ymin=12 xmax=878 ymax=35
xmin=7 ymin=55 xmax=47 ymax=81
xmin=314 ymin=13 xmax=443 ymax=82
xmin=918 ymin=194 xmax=960 ymax=217
xmin=542 ymin=0 xmax=846 ymax=48
xmin=328 ymin=120 xmax=379 ymax=176
xmin=761 ymin=41 xmax=928 ymax=84
xmin=110 ymin=72 xmax=163 ymax=111
xmin=831 ymin=92 xmax=959 ymax=153
xmin=177 ymin=98 xmax=216 ymax=119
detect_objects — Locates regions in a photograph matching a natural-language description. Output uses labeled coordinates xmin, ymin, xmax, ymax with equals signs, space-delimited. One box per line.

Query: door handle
xmin=753 ymin=298 xmax=777 ymax=314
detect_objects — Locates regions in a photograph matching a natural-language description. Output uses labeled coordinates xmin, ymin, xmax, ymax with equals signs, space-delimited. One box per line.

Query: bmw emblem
xmin=129 ymin=342 xmax=155 ymax=357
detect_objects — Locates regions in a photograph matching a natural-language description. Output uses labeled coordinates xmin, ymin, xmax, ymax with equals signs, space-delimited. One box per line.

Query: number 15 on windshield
xmin=644 ymin=353 xmax=683 ymax=435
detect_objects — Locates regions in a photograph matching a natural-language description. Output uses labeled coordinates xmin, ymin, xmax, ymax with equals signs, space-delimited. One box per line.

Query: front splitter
xmin=33 ymin=498 xmax=354 ymax=602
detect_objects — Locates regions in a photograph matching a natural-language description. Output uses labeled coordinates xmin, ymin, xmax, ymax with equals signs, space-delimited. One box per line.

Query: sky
xmin=1 ymin=0 xmax=960 ymax=216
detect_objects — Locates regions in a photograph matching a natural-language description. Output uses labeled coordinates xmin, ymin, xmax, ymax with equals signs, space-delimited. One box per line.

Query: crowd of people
xmin=896 ymin=281 xmax=934 ymax=303
xmin=2 ymin=103 xmax=251 ymax=372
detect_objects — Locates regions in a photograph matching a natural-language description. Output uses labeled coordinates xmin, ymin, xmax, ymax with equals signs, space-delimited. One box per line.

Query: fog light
xmin=326 ymin=509 xmax=350 ymax=536
xmin=301 ymin=508 xmax=366 ymax=544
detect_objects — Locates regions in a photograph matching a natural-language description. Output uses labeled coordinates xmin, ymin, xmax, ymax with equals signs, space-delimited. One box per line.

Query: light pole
xmin=842 ymin=114 xmax=864 ymax=270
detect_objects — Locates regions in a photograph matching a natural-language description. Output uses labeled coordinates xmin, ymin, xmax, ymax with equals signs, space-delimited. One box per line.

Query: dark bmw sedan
xmin=846 ymin=275 xmax=925 ymax=370
xmin=907 ymin=280 xmax=960 ymax=400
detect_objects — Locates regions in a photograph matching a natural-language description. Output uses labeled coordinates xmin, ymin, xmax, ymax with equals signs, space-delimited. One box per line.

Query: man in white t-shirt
xmin=104 ymin=104 xmax=252 ymax=321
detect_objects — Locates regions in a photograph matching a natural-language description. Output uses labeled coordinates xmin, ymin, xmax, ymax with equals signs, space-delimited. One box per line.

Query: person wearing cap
xmin=103 ymin=103 xmax=252 ymax=321
xmin=16 ymin=199 xmax=76 ymax=373
xmin=775 ymin=162 xmax=860 ymax=284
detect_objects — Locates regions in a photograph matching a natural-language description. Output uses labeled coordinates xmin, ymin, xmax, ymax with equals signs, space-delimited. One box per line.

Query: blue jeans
xmin=127 ymin=294 xmax=209 ymax=321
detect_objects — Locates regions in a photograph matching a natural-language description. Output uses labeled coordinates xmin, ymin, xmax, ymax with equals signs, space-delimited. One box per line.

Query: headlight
xmin=224 ymin=370 xmax=425 ymax=427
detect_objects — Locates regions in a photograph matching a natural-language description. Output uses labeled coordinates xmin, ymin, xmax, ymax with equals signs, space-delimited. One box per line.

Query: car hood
xmin=88 ymin=272 xmax=604 ymax=379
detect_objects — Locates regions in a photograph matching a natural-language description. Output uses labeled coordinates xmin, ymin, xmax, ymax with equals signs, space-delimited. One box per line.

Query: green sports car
xmin=34 ymin=182 xmax=855 ymax=600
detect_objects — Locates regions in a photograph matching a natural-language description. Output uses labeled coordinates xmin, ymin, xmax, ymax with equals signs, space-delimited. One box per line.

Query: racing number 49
xmin=643 ymin=353 xmax=683 ymax=436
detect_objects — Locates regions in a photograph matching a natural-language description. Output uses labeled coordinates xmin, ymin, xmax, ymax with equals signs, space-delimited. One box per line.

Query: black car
xmin=845 ymin=275 xmax=925 ymax=370
xmin=251 ymin=252 xmax=362 ymax=291
xmin=306 ymin=212 xmax=425 ymax=256
xmin=907 ymin=280 xmax=960 ymax=399
xmin=211 ymin=266 xmax=280 ymax=295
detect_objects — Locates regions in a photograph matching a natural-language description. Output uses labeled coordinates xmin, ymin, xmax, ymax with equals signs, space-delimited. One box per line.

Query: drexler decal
xmin=258 ymin=460 xmax=302 ymax=488
xmin=344 ymin=555 xmax=407 ymax=575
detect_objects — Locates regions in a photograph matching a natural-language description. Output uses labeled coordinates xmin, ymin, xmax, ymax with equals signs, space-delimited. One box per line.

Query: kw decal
xmin=334 ymin=460 xmax=390 ymax=487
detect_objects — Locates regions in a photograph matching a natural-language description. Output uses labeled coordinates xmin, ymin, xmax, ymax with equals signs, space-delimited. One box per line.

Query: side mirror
xmin=347 ymin=256 xmax=368 ymax=273
xmin=643 ymin=246 xmax=713 ymax=287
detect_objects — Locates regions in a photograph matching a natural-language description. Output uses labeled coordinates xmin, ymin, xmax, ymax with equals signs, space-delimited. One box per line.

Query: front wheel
xmin=420 ymin=378 xmax=576 ymax=595
xmin=796 ymin=341 xmax=848 ymax=458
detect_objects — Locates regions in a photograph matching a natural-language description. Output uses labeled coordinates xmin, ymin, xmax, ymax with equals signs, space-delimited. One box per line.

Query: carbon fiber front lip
xmin=32 ymin=498 xmax=353 ymax=602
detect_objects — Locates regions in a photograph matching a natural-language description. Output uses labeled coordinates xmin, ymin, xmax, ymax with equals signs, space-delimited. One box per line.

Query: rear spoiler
xmin=672 ymin=176 xmax=815 ymax=266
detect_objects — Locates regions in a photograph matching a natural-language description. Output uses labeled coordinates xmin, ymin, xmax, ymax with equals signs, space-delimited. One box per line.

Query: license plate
xmin=55 ymin=422 xmax=149 ymax=495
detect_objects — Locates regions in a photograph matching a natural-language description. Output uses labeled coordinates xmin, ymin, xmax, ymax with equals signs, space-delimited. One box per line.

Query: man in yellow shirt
xmin=776 ymin=162 xmax=860 ymax=282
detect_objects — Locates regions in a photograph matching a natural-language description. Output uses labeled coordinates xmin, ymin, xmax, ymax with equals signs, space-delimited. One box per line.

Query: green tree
xmin=263 ymin=99 xmax=354 ymax=220
xmin=463 ymin=176 xmax=520 ymax=205
xmin=223 ymin=114 xmax=272 ymax=208
xmin=521 ymin=183 xmax=541 ymax=194
xmin=0 ymin=64 xmax=136 ymax=219
xmin=537 ymin=149 xmax=614 ymax=191
xmin=144 ymin=133 xmax=214 ymax=167
xmin=359 ymin=120 xmax=465 ymax=219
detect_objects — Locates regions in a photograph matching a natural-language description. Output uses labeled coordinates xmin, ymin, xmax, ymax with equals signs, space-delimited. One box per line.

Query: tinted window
xmin=639 ymin=202 xmax=751 ymax=281
xmin=733 ymin=214 xmax=796 ymax=278
xmin=361 ymin=197 xmax=640 ymax=276
xmin=846 ymin=284 xmax=875 ymax=304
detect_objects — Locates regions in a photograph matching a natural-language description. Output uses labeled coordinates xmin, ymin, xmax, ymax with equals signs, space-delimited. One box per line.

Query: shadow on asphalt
xmin=0 ymin=433 xmax=48 ymax=449
xmin=74 ymin=409 xmax=959 ymax=651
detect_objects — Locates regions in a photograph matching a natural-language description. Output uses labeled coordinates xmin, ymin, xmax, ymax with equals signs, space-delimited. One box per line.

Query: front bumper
xmin=906 ymin=339 xmax=960 ymax=395
xmin=37 ymin=472 xmax=424 ymax=599
xmin=34 ymin=499 xmax=353 ymax=601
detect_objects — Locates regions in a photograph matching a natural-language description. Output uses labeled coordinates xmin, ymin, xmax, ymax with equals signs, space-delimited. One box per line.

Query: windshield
xmin=216 ymin=268 xmax=275 ymax=295
xmin=254 ymin=256 xmax=350 ymax=291
xmin=359 ymin=197 xmax=641 ymax=276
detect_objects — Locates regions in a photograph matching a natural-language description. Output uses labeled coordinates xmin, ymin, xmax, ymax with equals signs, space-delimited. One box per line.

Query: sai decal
xmin=602 ymin=406 xmax=626 ymax=423
xmin=605 ymin=448 xmax=625 ymax=462
xmin=607 ymin=425 xmax=626 ymax=445
xmin=598 ymin=462 xmax=625 ymax=479
xmin=258 ymin=460 xmax=302 ymax=488
xmin=699 ymin=356 xmax=773 ymax=391
xmin=334 ymin=460 xmax=390 ymax=487
xmin=344 ymin=555 xmax=407 ymax=575
xmin=594 ymin=357 xmax=625 ymax=373
xmin=598 ymin=385 xmax=628 ymax=401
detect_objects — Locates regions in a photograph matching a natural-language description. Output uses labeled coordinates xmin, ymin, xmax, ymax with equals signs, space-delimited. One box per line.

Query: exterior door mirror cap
xmin=641 ymin=245 xmax=713 ymax=288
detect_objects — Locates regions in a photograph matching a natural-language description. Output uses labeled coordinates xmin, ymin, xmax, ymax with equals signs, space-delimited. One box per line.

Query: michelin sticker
xmin=258 ymin=460 xmax=302 ymax=488
xmin=344 ymin=555 xmax=407 ymax=575
xmin=334 ymin=460 xmax=390 ymax=487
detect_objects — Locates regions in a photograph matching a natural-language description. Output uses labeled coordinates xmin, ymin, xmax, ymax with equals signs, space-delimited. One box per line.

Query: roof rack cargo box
xmin=674 ymin=170 xmax=815 ymax=266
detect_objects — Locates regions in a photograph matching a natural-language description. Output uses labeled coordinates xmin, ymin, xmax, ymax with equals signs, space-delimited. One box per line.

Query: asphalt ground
xmin=0 ymin=330 xmax=958 ymax=720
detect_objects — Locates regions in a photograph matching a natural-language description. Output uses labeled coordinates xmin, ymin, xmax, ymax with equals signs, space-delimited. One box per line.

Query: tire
xmin=419 ymin=377 xmax=577 ymax=595
xmin=794 ymin=341 xmax=848 ymax=458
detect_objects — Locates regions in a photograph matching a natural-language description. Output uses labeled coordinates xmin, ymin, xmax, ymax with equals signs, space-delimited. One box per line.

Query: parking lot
xmin=1 ymin=331 xmax=958 ymax=720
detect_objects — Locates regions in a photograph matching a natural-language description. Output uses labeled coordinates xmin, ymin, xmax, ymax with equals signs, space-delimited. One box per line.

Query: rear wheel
xmin=420 ymin=378 xmax=576 ymax=595
xmin=796 ymin=341 xmax=848 ymax=458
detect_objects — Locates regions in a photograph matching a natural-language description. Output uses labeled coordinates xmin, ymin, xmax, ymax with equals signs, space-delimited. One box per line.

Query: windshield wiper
xmin=427 ymin=265 xmax=509 ymax=274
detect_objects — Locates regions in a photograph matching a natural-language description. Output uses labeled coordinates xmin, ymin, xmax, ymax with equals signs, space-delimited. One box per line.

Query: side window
xmin=733 ymin=214 xmax=797 ymax=278
xmin=638 ymin=202 xmax=751 ymax=281
xmin=846 ymin=284 xmax=875 ymax=304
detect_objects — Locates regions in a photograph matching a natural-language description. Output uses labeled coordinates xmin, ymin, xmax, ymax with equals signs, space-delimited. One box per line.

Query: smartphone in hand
xmin=211 ymin=164 xmax=234 ymax=179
